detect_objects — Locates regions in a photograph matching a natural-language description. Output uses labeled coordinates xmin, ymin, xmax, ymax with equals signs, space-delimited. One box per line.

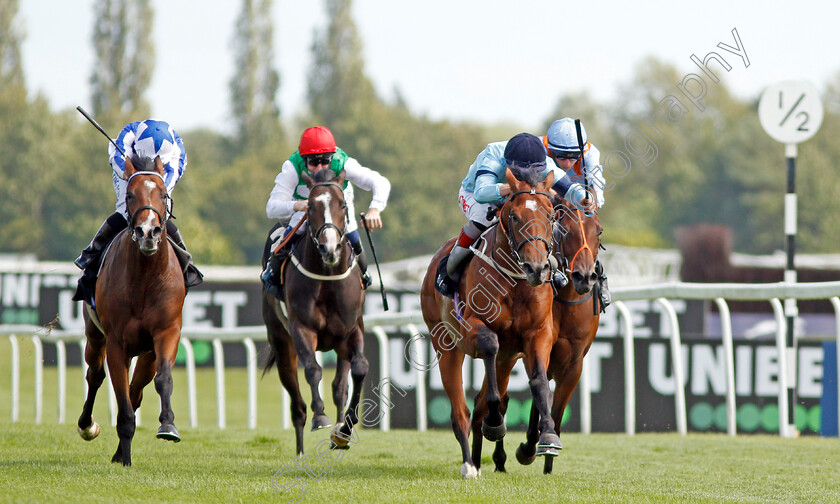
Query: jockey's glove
xmin=564 ymin=183 xmax=595 ymax=215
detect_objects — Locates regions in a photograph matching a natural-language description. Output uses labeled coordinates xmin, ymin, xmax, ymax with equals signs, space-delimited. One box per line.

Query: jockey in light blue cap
xmin=543 ymin=117 xmax=610 ymax=308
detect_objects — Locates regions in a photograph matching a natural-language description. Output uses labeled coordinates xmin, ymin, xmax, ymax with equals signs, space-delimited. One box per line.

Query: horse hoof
xmin=311 ymin=415 xmax=332 ymax=431
xmin=78 ymin=420 xmax=100 ymax=441
xmin=156 ymin=424 xmax=181 ymax=442
xmin=329 ymin=423 xmax=350 ymax=449
xmin=460 ymin=462 xmax=479 ymax=479
xmin=481 ymin=420 xmax=507 ymax=442
xmin=516 ymin=443 xmax=536 ymax=465
xmin=536 ymin=432 xmax=562 ymax=457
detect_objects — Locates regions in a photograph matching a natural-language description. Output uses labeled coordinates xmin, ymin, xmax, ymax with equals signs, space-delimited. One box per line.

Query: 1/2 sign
xmin=758 ymin=81 xmax=823 ymax=144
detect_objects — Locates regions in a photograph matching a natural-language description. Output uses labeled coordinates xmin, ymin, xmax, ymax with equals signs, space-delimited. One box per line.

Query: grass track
xmin=3 ymin=341 xmax=840 ymax=502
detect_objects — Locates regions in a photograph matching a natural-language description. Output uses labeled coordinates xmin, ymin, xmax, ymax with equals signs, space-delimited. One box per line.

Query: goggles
xmin=305 ymin=154 xmax=333 ymax=166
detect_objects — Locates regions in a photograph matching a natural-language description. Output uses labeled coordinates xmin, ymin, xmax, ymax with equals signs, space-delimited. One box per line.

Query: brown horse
xmin=261 ymin=168 xmax=367 ymax=456
xmin=498 ymin=200 xmax=603 ymax=474
xmin=420 ymin=169 xmax=561 ymax=478
xmin=76 ymin=155 xmax=185 ymax=466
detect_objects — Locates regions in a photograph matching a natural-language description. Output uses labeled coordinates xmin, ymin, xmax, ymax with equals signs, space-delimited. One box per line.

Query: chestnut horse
xmin=498 ymin=200 xmax=603 ymax=474
xmin=76 ymin=156 xmax=185 ymax=466
xmin=261 ymin=168 xmax=367 ymax=456
xmin=420 ymin=169 xmax=561 ymax=478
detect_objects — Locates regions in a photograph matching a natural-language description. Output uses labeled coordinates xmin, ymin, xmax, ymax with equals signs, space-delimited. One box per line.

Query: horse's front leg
xmin=78 ymin=321 xmax=106 ymax=441
xmin=332 ymin=358 xmax=350 ymax=422
xmin=330 ymin=326 xmax=368 ymax=449
xmin=106 ymin=341 xmax=134 ymax=466
xmin=476 ymin=326 xmax=505 ymax=442
xmin=153 ymin=327 xmax=182 ymax=442
xmin=290 ymin=322 xmax=331 ymax=431
xmin=524 ymin=328 xmax=562 ymax=457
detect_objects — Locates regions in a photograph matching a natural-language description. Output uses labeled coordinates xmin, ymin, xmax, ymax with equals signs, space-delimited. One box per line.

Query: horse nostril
xmin=589 ymin=272 xmax=598 ymax=283
xmin=153 ymin=226 xmax=162 ymax=238
xmin=134 ymin=226 xmax=143 ymax=238
xmin=572 ymin=272 xmax=585 ymax=283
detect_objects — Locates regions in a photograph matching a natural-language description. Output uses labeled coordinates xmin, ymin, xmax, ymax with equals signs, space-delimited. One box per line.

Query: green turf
xmin=3 ymin=338 xmax=840 ymax=502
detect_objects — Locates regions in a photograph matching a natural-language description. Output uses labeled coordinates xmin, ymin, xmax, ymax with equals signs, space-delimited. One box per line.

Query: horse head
xmin=124 ymin=155 xmax=169 ymax=256
xmin=553 ymin=199 xmax=602 ymax=294
xmin=500 ymin=168 xmax=556 ymax=287
xmin=301 ymin=168 xmax=348 ymax=267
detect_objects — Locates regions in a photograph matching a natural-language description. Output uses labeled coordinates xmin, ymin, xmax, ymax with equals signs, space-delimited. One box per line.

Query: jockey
xmin=434 ymin=132 xmax=595 ymax=299
xmin=72 ymin=119 xmax=203 ymax=304
xmin=261 ymin=126 xmax=391 ymax=299
xmin=543 ymin=117 xmax=610 ymax=307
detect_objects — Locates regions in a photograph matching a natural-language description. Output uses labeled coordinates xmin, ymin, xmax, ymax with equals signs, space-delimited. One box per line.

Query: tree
xmin=0 ymin=0 xmax=23 ymax=91
xmin=90 ymin=0 xmax=154 ymax=125
xmin=229 ymin=0 xmax=281 ymax=149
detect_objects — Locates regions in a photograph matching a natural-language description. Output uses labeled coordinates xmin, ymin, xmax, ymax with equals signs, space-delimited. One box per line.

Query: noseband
xmin=307 ymin=181 xmax=348 ymax=248
xmin=126 ymin=171 xmax=170 ymax=234
xmin=500 ymin=189 xmax=554 ymax=265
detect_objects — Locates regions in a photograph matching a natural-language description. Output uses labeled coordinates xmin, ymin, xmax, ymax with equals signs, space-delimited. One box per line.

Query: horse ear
xmin=505 ymin=167 xmax=519 ymax=189
xmin=541 ymin=169 xmax=555 ymax=191
xmin=301 ymin=171 xmax=314 ymax=188
xmin=123 ymin=156 xmax=136 ymax=180
xmin=154 ymin=155 xmax=164 ymax=175
xmin=335 ymin=168 xmax=346 ymax=187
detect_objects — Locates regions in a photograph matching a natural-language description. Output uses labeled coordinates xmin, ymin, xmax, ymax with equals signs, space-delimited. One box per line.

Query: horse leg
xmin=106 ymin=343 xmax=134 ymax=466
xmin=77 ymin=324 xmax=106 ymax=441
xmin=291 ymin=324 xmax=331 ymax=431
xmin=331 ymin=330 xmax=368 ymax=449
xmin=525 ymin=338 xmax=561 ymax=457
xmin=477 ymin=327 xmax=505 ymax=442
xmin=332 ymin=359 xmax=350 ymax=423
xmin=129 ymin=353 xmax=156 ymax=412
xmin=272 ymin=337 xmax=307 ymax=456
xmin=491 ymin=393 xmax=511 ymax=472
xmin=153 ymin=328 xmax=182 ymax=442
xmin=544 ymin=357 xmax=583 ymax=475
xmin=438 ymin=348 xmax=477 ymax=478
xmin=515 ymin=400 xmax=540 ymax=466
xmin=469 ymin=383 xmax=488 ymax=472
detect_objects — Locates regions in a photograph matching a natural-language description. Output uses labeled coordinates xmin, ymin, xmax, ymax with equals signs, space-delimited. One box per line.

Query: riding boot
xmin=72 ymin=213 xmax=127 ymax=303
xmin=548 ymin=254 xmax=568 ymax=293
xmin=166 ymin=221 xmax=204 ymax=291
xmin=261 ymin=229 xmax=298 ymax=301
xmin=435 ymin=243 xmax=473 ymax=299
xmin=596 ymin=259 xmax=611 ymax=310
xmin=350 ymin=239 xmax=373 ymax=289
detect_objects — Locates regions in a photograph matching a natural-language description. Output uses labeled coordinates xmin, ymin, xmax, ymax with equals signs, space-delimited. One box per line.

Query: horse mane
xmin=130 ymin=155 xmax=157 ymax=172
xmin=311 ymin=168 xmax=337 ymax=183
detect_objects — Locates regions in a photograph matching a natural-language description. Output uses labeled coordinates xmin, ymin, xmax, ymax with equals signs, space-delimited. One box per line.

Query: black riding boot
xmin=596 ymin=260 xmax=610 ymax=310
xmin=72 ymin=212 xmax=127 ymax=303
xmin=166 ymin=221 xmax=204 ymax=291
xmin=261 ymin=232 xmax=298 ymax=301
xmin=549 ymin=254 xmax=569 ymax=294
xmin=350 ymin=239 xmax=372 ymax=289
xmin=434 ymin=244 xmax=473 ymax=299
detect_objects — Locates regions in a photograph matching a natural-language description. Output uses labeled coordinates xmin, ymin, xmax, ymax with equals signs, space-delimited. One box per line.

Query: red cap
xmin=298 ymin=126 xmax=336 ymax=155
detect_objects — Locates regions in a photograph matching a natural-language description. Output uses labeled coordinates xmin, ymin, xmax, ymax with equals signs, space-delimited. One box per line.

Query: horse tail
xmin=260 ymin=345 xmax=277 ymax=377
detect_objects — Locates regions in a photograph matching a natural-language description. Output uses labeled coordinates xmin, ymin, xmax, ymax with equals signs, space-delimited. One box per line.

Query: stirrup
xmin=552 ymin=270 xmax=568 ymax=290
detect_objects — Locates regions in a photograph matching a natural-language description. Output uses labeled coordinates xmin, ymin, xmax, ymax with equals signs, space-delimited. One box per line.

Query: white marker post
xmin=758 ymin=80 xmax=823 ymax=438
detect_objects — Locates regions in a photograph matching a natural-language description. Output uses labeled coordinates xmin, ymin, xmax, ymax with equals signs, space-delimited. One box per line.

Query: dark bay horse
xmin=77 ymin=155 xmax=185 ymax=466
xmin=420 ymin=169 xmax=560 ymax=478
xmin=262 ymin=168 xmax=367 ymax=456
xmin=500 ymin=200 xmax=603 ymax=474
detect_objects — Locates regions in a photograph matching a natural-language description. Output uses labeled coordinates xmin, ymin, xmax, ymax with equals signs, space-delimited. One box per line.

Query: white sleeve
xmin=265 ymin=160 xmax=300 ymax=221
xmin=343 ymin=157 xmax=391 ymax=211
xmin=584 ymin=145 xmax=606 ymax=208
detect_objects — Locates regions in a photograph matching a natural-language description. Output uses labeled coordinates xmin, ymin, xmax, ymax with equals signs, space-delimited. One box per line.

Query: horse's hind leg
xmin=106 ymin=343 xmax=135 ymax=466
xmin=291 ymin=323 xmax=331 ymax=431
xmin=332 ymin=359 xmax=350 ymax=424
xmin=271 ymin=333 xmax=307 ymax=456
xmin=78 ymin=322 xmax=106 ymax=441
xmin=438 ymin=349 xmax=477 ymax=478
xmin=153 ymin=327 xmax=182 ymax=442
xmin=129 ymin=353 xmax=156 ymax=412
xmin=516 ymin=400 xmax=540 ymax=466
xmin=331 ymin=329 xmax=368 ymax=449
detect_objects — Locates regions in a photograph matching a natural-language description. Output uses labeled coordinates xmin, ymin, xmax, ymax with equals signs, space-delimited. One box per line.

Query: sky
xmin=18 ymin=0 xmax=840 ymax=135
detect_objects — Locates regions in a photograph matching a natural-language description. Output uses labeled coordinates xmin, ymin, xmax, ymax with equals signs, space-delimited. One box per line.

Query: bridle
xmin=555 ymin=206 xmax=595 ymax=276
xmin=499 ymin=188 xmax=555 ymax=266
xmin=306 ymin=181 xmax=348 ymax=249
xmin=125 ymin=171 xmax=170 ymax=239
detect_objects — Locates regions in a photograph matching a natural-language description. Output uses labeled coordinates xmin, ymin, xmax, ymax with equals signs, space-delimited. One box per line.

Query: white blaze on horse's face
xmin=525 ymin=200 xmax=537 ymax=212
xmin=314 ymin=192 xmax=340 ymax=260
